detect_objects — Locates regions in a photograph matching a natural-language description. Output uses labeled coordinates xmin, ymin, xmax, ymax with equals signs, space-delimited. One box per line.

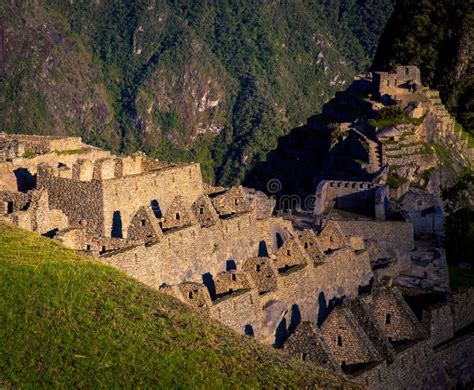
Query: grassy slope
xmin=0 ymin=222 xmax=357 ymax=388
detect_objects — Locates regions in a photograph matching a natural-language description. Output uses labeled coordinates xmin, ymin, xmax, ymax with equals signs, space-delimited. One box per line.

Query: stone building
xmin=321 ymin=305 xmax=382 ymax=369
xmin=285 ymin=286 xmax=474 ymax=389
xmin=314 ymin=180 xmax=389 ymax=220
xmin=1 ymin=133 xmax=472 ymax=388
xmin=243 ymin=257 xmax=278 ymax=295
xmin=213 ymin=270 xmax=251 ymax=300
xmin=372 ymin=65 xmax=421 ymax=97
xmin=36 ymin=157 xmax=204 ymax=237
xmin=274 ymin=237 xmax=308 ymax=273
xmin=284 ymin=321 xmax=341 ymax=372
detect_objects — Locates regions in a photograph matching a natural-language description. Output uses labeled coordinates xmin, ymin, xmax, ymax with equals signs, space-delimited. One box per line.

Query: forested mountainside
xmin=0 ymin=0 xmax=394 ymax=184
xmin=372 ymin=0 xmax=474 ymax=135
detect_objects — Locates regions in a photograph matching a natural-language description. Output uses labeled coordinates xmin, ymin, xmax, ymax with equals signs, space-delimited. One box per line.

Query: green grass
xmin=368 ymin=108 xmax=424 ymax=129
xmin=22 ymin=151 xmax=37 ymax=159
xmin=449 ymin=264 xmax=474 ymax=290
xmin=387 ymin=172 xmax=408 ymax=189
xmin=455 ymin=123 xmax=474 ymax=148
xmin=54 ymin=148 xmax=84 ymax=155
xmin=0 ymin=222 xmax=355 ymax=389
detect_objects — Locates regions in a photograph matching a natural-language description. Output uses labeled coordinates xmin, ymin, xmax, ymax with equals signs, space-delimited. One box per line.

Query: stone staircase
xmin=368 ymin=141 xmax=383 ymax=172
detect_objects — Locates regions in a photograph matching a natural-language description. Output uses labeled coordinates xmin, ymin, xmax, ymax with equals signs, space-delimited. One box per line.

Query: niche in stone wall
xmin=111 ymin=210 xmax=123 ymax=238
xmin=276 ymin=232 xmax=283 ymax=248
xmin=4 ymin=201 xmax=14 ymax=214
xmin=150 ymin=199 xmax=162 ymax=217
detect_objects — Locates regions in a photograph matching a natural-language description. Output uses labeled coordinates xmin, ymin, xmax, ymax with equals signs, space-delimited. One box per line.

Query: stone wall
xmin=102 ymin=164 xmax=204 ymax=238
xmin=421 ymin=302 xmax=454 ymax=347
xmin=101 ymin=213 xmax=293 ymax=287
xmin=37 ymin=164 xmax=104 ymax=234
xmin=362 ymin=288 xmax=426 ymax=343
xmin=55 ymin=227 xmax=132 ymax=255
xmin=450 ymin=287 xmax=474 ymax=331
xmin=321 ymin=307 xmax=381 ymax=366
xmin=210 ymin=289 xmax=262 ymax=338
xmin=0 ymin=133 xmax=83 ymax=154
xmin=26 ymin=190 xmax=68 ymax=235
xmin=355 ymin=335 xmax=474 ymax=390
xmin=102 ymin=217 xmax=374 ymax=342
xmin=127 ymin=206 xmax=163 ymax=243
xmin=336 ymin=219 xmax=414 ymax=250
xmin=314 ymin=180 xmax=387 ymax=218
xmin=284 ymin=321 xmax=341 ymax=372
xmin=0 ymin=190 xmax=29 ymax=215
xmin=373 ymin=66 xmax=421 ymax=96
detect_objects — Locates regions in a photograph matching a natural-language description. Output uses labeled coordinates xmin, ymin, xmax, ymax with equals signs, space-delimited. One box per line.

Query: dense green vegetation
xmin=442 ymin=170 xmax=474 ymax=267
xmin=449 ymin=264 xmax=474 ymax=289
xmin=0 ymin=0 xmax=394 ymax=184
xmin=0 ymin=222 xmax=355 ymax=388
xmin=372 ymin=0 xmax=474 ymax=135
xmin=387 ymin=172 xmax=408 ymax=189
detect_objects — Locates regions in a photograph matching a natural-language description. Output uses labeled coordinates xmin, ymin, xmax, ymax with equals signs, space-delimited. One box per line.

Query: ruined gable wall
xmin=321 ymin=308 xmax=380 ymax=366
xmin=274 ymin=238 xmax=307 ymax=272
xmin=27 ymin=190 xmax=68 ymax=234
xmin=213 ymin=271 xmax=251 ymax=298
xmin=161 ymin=196 xmax=194 ymax=230
xmin=284 ymin=322 xmax=340 ymax=372
xmin=101 ymin=164 xmax=203 ymax=238
xmin=0 ymin=191 xmax=29 ymax=215
xmin=243 ymin=257 xmax=278 ymax=295
xmin=191 ymin=195 xmax=219 ymax=227
xmin=127 ymin=206 xmax=163 ymax=243
xmin=365 ymin=289 xmax=425 ymax=342
xmin=37 ymin=166 xmax=104 ymax=235
xmin=317 ymin=222 xmax=347 ymax=253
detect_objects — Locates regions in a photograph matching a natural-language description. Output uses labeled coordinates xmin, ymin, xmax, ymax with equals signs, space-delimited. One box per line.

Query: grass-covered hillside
xmin=0 ymin=222 xmax=358 ymax=388
xmin=0 ymin=0 xmax=394 ymax=184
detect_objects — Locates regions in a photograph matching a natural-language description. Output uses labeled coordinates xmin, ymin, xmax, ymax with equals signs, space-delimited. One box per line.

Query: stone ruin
xmin=0 ymin=132 xmax=472 ymax=388
xmin=372 ymin=65 xmax=421 ymax=99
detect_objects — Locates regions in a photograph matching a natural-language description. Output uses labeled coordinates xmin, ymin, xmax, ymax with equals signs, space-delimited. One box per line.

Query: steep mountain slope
xmin=0 ymin=0 xmax=394 ymax=183
xmin=0 ymin=222 xmax=359 ymax=388
xmin=372 ymin=0 xmax=474 ymax=134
